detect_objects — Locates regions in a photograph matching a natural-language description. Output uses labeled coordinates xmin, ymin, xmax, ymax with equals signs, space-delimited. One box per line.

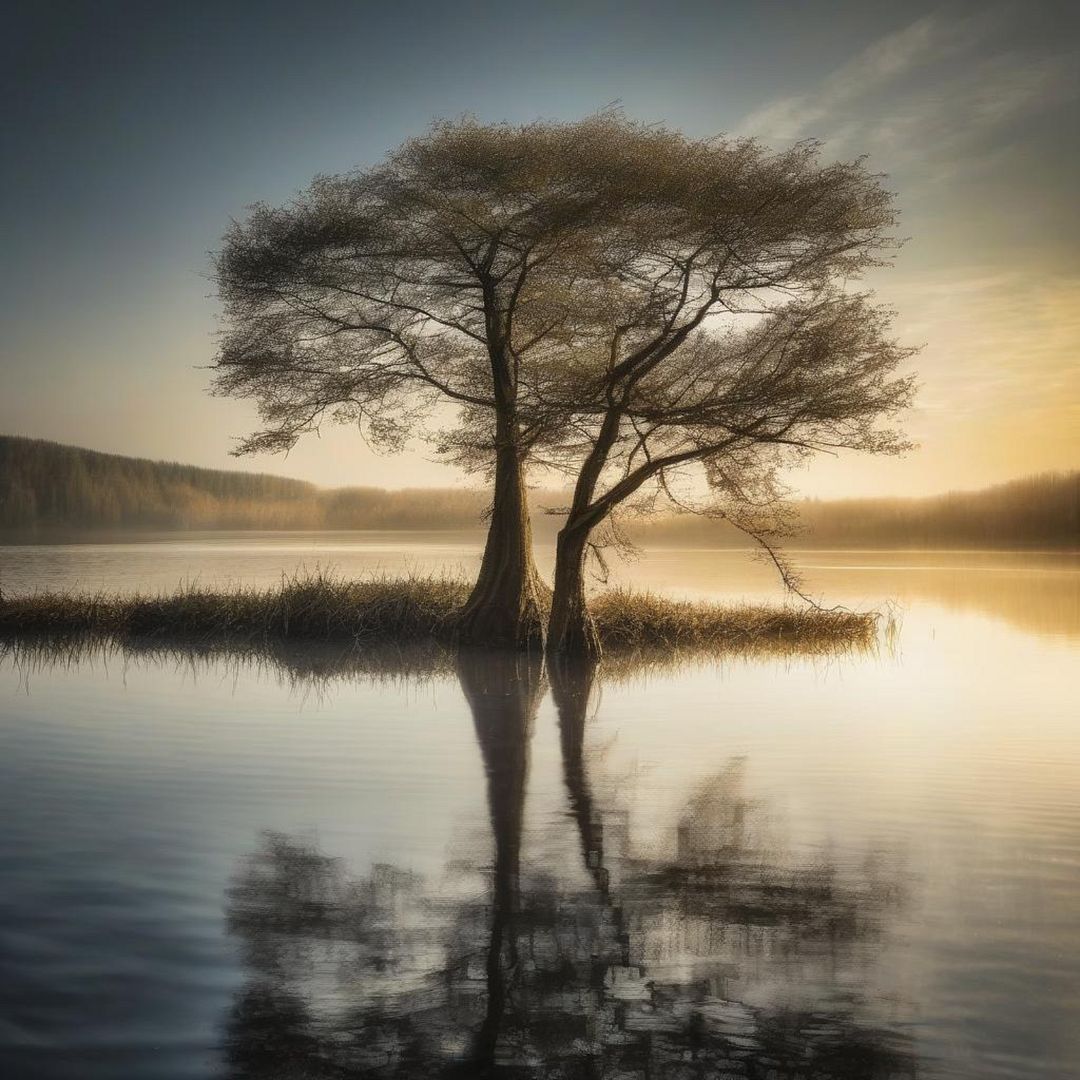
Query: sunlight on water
xmin=1 ymin=537 xmax=1078 ymax=1078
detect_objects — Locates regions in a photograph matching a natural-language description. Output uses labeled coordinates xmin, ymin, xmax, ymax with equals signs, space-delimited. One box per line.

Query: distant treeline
xmin=632 ymin=471 xmax=1080 ymax=550
xmin=0 ymin=436 xmax=490 ymax=533
xmin=805 ymin=473 xmax=1079 ymax=548
xmin=1 ymin=435 xmax=1077 ymax=549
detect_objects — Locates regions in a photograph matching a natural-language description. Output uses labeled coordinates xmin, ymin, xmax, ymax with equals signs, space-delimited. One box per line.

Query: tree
xmin=212 ymin=120 xmax=626 ymax=649
xmin=212 ymin=114 xmax=913 ymax=653
xmin=542 ymin=293 xmax=915 ymax=657
xmin=487 ymin=121 xmax=914 ymax=656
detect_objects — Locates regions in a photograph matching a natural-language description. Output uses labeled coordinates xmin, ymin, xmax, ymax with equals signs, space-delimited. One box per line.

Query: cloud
xmin=887 ymin=269 xmax=1080 ymax=425
xmin=859 ymin=52 xmax=1077 ymax=176
xmin=739 ymin=11 xmax=974 ymax=141
xmin=739 ymin=5 xmax=1079 ymax=178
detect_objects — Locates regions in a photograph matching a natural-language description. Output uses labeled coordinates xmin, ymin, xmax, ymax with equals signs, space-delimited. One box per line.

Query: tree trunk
xmin=547 ymin=523 xmax=602 ymax=660
xmin=458 ymin=441 xmax=547 ymax=651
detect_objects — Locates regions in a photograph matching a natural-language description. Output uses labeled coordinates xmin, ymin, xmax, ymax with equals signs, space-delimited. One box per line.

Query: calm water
xmin=1 ymin=535 xmax=1079 ymax=1078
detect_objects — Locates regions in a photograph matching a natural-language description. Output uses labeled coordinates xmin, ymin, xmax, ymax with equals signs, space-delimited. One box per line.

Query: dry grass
xmin=0 ymin=570 xmax=877 ymax=671
xmin=592 ymin=587 xmax=877 ymax=656
xmin=0 ymin=570 xmax=466 ymax=645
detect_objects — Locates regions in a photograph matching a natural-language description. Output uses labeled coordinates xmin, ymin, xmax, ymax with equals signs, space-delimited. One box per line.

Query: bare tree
xmin=212 ymin=114 xmax=913 ymax=653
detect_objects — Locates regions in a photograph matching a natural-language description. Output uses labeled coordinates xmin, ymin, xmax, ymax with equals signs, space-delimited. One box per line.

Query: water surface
xmin=1 ymin=537 xmax=1078 ymax=1077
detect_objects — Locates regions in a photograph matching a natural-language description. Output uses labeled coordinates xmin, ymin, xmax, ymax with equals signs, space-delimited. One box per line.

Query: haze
xmin=2 ymin=0 xmax=1077 ymax=497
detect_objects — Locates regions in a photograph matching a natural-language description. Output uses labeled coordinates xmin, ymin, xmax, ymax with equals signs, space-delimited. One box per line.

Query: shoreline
xmin=1 ymin=527 xmax=1077 ymax=556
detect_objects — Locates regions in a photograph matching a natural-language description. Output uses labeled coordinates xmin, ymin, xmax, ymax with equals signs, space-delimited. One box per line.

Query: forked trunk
xmin=458 ymin=442 xmax=547 ymax=651
xmin=547 ymin=524 xmax=602 ymax=660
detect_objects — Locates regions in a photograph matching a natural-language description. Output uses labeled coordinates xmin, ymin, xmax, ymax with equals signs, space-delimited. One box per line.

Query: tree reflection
xmin=456 ymin=649 xmax=544 ymax=1071
xmin=223 ymin=654 xmax=916 ymax=1078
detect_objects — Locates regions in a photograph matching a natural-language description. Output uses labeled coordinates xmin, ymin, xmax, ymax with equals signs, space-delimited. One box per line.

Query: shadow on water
xmin=223 ymin=650 xmax=917 ymax=1079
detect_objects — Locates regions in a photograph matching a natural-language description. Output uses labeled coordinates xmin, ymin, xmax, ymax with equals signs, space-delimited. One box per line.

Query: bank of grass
xmin=0 ymin=570 xmax=877 ymax=662
xmin=590 ymin=587 xmax=876 ymax=655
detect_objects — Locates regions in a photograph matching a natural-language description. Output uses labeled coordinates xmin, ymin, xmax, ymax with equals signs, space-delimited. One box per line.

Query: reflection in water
xmin=457 ymin=650 xmax=543 ymax=1070
xmin=617 ymin=549 xmax=1080 ymax=641
xmin=224 ymin=653 xmax=915 ymax=1078
xmin=801 ymin=554 xmax=1080 ymax=641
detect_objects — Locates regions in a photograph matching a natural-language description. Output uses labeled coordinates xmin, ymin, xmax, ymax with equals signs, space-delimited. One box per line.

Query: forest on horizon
xmin=1 ymin=435 xmax=1077 ymax=550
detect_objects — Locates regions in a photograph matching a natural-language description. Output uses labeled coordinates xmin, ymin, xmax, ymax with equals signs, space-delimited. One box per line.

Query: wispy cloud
xmin=740 ymin=12 xmax=966 ymax=141
xmin=889 ymin=269 xmax=1080 ymax=423
xmin=740 ymin=5 xmax=1079 ymax=176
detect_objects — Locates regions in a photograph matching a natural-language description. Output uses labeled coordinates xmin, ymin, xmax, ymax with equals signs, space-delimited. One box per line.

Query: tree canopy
xmin=213 ymin=113 xmax=915 ymax=653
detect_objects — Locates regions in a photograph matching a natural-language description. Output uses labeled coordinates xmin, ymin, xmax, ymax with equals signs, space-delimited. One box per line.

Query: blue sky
xmin=2 ymin=0 xmax=1077 ymax=495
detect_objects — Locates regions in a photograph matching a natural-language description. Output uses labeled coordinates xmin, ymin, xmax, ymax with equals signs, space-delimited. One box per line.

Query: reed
xmin=0 ymin=570 xmax=876 ymax=663
xmin=592 ymin=587 xmax=877 ymax=656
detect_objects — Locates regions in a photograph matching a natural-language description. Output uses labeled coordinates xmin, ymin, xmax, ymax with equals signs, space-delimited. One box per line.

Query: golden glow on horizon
xmin=2 ymin=7 xmax=1076 ymax=501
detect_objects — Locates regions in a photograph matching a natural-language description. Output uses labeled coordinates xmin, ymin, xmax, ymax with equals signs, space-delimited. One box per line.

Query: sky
xmin=2 ymin=0 xmax=1077 ymax=497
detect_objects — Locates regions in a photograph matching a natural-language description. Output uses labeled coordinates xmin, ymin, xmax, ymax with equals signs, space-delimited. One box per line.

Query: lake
xmin=1 ymin=535 xmax=1078 ymax=1078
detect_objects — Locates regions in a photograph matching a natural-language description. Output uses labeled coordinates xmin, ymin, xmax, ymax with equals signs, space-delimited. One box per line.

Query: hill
xmin=1 ymin=435 xmax=1077 ymax=549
